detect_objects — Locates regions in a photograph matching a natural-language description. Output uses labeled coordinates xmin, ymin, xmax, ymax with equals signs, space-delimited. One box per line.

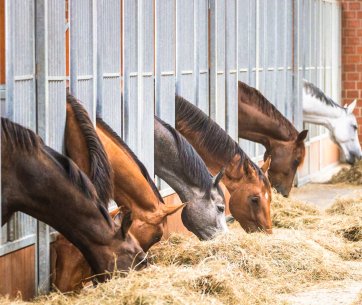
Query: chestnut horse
xmin=66 ymin=95 xmax=184 ymax=252
xmin=175 ymin=96 xmax=272 ymax=233
xmin=154 ymin=116 xmax=228 ymax=240
xmin=238 ymin=81 xmax=308 ymax=197
xmin=1 ymin=118 xmax=146 ymax=284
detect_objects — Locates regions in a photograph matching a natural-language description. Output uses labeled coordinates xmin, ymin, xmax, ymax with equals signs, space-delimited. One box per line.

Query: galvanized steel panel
xmin=225 ymin=0 xmax=238 ymax=140
xmin=3 ymin=0 xmax=37 ymax=250
xmin=70 ymin=0 xmax=97 ymax=121
xmin=155 ymin=0 xmax=176 ymax=125
xmin=123 ymin=0 xmax=154 ymax=175
xmin=97 ymin=0 xmax=122 ymax=134
xmin=176 ymin=0 xmax=195 ymax=103
xmin=194 ymin=0 xmax=209 ymax=113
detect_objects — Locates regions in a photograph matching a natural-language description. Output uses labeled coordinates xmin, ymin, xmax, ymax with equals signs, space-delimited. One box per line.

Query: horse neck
xmin=154 ymin=119 xmax=203 ymax=203
xmin=303 ymin=92 xmax=345 ymax=130
xmin=175 ymin=120 xmax=250 ymax=193
xmin=65 ymin=103 xmax=91 ymax=176
xmin=5 ymin=149 xmax=115 ymax=275
xmin=96 ymin=126 xmax=161 ymax=213
xmin=238 ymin=100 xmax=297 ymax=146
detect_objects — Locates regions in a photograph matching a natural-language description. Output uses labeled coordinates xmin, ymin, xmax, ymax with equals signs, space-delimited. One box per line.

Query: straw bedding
xmin=2 ymin=192 xmax=362 ymax=305
xmin=330 ymin=160 xmax=362 ymax=185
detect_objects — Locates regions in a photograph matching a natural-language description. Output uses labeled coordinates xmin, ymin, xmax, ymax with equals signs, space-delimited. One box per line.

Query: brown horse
xmin=175 ymin=96 xmax=272 ymax=234
xmin=66 ymin=95 xmax=184 ymax=251
xmin=238 ymin=81 xmax=308 ymax=197
xmin=1 ymin=118 xmax=146 ymax=283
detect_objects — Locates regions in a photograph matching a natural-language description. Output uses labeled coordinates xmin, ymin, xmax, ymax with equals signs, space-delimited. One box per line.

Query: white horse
xmin=303 ymin=80 xmax=361 ymax=164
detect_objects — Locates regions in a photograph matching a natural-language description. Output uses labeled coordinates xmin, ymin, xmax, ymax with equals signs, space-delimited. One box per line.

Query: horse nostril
xmin=217 ymin=205 xmax=225 ymax=213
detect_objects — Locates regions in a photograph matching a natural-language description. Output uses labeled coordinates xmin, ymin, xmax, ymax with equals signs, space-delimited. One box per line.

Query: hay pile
xmin=2 ymin=193 xmax=362 ymax=305
xmin=330 ymin=160 xmax=362 ymax=185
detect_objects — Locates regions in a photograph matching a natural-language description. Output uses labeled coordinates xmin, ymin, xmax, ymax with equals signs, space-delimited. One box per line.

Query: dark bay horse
xmin=175 ymin=96 xmax=272 ymax=234
xmin=154 ymin=116 xmax=227 ymax=240
xmin=66 ymin=95 xmax=184 ymax=252
xmin=1 ymin=118 xmax=146 ymax=284
xmin=238 ymin=81 xmax=308 ymax=197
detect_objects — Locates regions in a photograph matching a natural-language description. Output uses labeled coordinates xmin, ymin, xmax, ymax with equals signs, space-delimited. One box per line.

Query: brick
xmin=344 ymin=64 xmax=356 ymax=72
xmin=357 ymin=46 xmax=362 ymax=54
xmin=357 ymin=29 xmax=362 ymax=37
xmin=347 ymin=90 xmax=359 ymax=98
xmin=346 ymin=37 xmax=360 ymax=45
xmin=358 ymin=11 xmax=362 ymax=19
xmin=344 ymin=46 xmax=355 ymax=54
xmin=357 ymin=82 xmax=362 ymax=90
xmin=344 ymin=81 xmax=356 ymax=90
xmin=347 ymin=55 xmax=360 ymax=64
xmin=347 ymin=19 xmax=360 ymax=28
xmin=349 ymin=2 xmax=361 ymax=10
xmin=347 ymin=72 xmax=360 ymax=81
xmin=356 ymin=64 xmax=362 ymax=72
xmin=344 ymin=28 xmax=356 ymax=37
xmin=344 ymin=11 xmax=356 ymax=19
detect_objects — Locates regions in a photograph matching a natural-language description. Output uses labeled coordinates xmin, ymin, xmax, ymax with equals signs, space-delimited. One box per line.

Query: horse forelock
xmin=303 ymin=80 xmax=342 ymax=110
xmin=238 ymin=81 xmax=298 ymax=139
xmin=66 ymin=94 xmax=114 ymax=207
xmin=96 ymin=117 xmax=164 ymax=204
xmin=175 ymin=96 xmax=269 ymax=187
xmin=155 ymin=116 xmax=213 ymax=193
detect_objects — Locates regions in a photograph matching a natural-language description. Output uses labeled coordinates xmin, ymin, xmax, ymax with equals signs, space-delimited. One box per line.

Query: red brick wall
xmin=341 ymin=0 xmax=362 ymax=144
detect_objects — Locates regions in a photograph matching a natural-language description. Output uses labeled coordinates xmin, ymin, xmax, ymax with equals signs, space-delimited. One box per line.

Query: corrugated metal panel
xmin=139 ymin=0 xmax=154 ymax=175
xmin=176 ymin=0 xmax=195 ymax=103
xmin=225 ymin=0 xmax=238 ymax=140
xmin=35 ymin=0 xmax=66 ymax=294
xmin=210 ymin=0 xmax=226 ymax=128
xmin=155 ymin=0 xmax=176 ymax=125
xmin=96 ymin=0 xmax=122 ymax=134
xmin=3 ymin=0 xmax=37 ymax=250
xmin=155 ymin=0 xmax=176 ymax=192
xmin=194 ymin=0 xmax=209 ymax=113
xmin=70 ymin=0 xmax=97 ymax=121
xmin=123 ymin=0 xmax=154 ymax=175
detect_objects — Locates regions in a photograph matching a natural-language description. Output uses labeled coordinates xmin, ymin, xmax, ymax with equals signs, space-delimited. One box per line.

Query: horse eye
xmin=217 ymin=205 xmax=225 ymax=213
xmin=352 ymin=125 xmax=358 ymax=131
xmin=293 ymin=159 xmax=300 ymax=168
xmin=250 ymin=196 xmax=260 ymax=205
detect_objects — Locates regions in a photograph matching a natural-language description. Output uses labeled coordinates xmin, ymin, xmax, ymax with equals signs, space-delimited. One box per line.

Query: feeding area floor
xmin=2 ymin=179 xmax=362 ymax=305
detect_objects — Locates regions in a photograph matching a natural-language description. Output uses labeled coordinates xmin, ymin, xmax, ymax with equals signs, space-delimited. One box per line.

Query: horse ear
xmin=162 ymin=202 xmax=185 ymax=217
xmin=212 ymin=168 xmax=225 ymax=186
xmin=118 ymin=211 xmax=133 ymax=240
xmin=261 ymin=156 xmax=271 ymax=174
xmin=347 ymin=99 xmax=357 ymax=115
xmin=297 ymin=130 xmax=308 ymax=142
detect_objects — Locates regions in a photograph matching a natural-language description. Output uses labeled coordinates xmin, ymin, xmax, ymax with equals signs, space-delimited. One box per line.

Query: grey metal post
xmin=35 ymin=0 xmax=66 ymax=294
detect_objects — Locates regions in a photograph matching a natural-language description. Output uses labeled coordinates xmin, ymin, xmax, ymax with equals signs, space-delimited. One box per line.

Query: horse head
xmin=227 ymin=154 xmax=273 ymax=234
xmin=265 ymin=130 xmax=308 ymax=197
xmin=181 ymin=169 xmax=228 ymax=240
xmin=332 ymin=100 xmax=362 ymax=164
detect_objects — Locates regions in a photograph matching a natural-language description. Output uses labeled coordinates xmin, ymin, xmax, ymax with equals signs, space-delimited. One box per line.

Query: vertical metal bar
xmin=225 ymin=0 xmax=238 ymax=140
xmin=155 ymin=0 xmax=176 ymax=191
xmin=35 ymin=0 xmax=66 ymax=295
xmin=139 ymin=0 xmax=154 ymax=175
xmin=194 ymin=0 xmax=209 ymax=113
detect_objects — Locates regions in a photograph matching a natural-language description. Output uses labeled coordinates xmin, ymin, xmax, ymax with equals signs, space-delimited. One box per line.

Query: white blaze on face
xmin=265 ymin=192 xmax=269 ymax=200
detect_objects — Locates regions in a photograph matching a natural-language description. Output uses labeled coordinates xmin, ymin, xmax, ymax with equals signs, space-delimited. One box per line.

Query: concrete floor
xmin=290 ymin=164 xmax=362 ymax=210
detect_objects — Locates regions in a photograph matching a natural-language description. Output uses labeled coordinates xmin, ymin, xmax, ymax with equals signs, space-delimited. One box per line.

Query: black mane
xmin=155 ymin=116 xmax=215 ymax=193
xmin=175 ymin=96 xmax=269 ymax=186
xmin=96 ymin=117 xmax=164 ymax=204
xmin=303 ymin=80 xmax=343 ymax=109
xmin=238 ymin=81 xmax=298 ymax=138
xmin=67 ymin=94 xmax=114 ymax=206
